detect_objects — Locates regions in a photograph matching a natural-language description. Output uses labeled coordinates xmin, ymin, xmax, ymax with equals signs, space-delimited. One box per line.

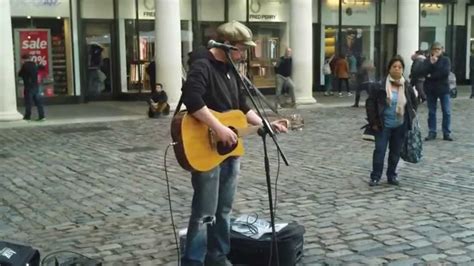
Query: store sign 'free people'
xmin=19 ymin=30 xmax=50 ymax=77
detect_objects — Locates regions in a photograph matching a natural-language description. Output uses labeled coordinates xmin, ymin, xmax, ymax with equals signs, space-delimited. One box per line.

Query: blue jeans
xmin=324 ymin=74 xmax=333 ymax=92
xmin=371 ymin=123 xmax=406 ymax=181
xmin=181 ymin=157 xmax=240 ymax=266
xmin=24 ymin=88 xmax=45 ymax=119
xmin=426 ymin=93 xmax=451 ymax=136
xmin=275 ymin=74 xmax=296 ymax=106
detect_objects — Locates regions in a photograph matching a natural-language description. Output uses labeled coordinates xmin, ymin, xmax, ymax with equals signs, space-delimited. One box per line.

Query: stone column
xmin=0 ymin=0 xmax=22 ymax=121
xmin=155 ymin=0 xmax=182 ymax=108
xmin=397 ymin=0 xmax=420 ymax=78
xmin=290 ymin=0 xmax=316 ymax=104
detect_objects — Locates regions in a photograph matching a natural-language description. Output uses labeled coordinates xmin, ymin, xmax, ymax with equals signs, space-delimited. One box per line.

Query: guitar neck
xmin=236 ymin=126 xmax=261 ymax=138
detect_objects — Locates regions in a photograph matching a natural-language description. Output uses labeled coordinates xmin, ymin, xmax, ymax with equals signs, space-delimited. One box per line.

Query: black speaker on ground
xmin=228 ymin=222 xmax=305 ymax=266
xmin=180 ymin=222 xmax=305 ymax=266
xmin=0 ymin=241 xmax=40 ymax=266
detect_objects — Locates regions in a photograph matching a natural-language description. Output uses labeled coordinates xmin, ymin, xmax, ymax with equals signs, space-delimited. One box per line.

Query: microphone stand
xmin=241 ymin=75 xmax=280 ymax=115
xmin=224 ymin=48 xmax=289 ymax=266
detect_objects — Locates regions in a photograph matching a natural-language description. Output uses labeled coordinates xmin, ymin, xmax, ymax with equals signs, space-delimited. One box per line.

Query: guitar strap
xmin=173 ymin=94 xmax=184 ymax=117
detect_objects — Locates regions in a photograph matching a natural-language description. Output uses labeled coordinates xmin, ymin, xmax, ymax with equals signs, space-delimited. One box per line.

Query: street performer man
xmin=180 ymin=21 xmax=287 ymax=266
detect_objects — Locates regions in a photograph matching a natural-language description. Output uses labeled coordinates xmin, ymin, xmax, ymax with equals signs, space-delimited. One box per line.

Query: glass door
xmin=84 ymin=21 xmax=114 ymax=99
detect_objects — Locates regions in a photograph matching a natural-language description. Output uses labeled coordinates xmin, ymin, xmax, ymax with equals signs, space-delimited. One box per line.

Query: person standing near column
xmin=274 ymin=47 xmax=296 ymax=108
xmin=18 ymin=54 xmax=45 ymax=121
xmin=422 ymin=42 xmax=453 ymax=141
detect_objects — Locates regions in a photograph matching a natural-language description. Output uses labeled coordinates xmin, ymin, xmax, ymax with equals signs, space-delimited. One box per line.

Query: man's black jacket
xmin=181 ymin=47 xmax=250 ymax=114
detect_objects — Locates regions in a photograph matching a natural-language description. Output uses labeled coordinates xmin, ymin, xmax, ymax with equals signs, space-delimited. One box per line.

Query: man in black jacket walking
xmin=422 ymin=42 xmax=452 ymax=141
xmin=18 ymin=54 xmax=45 ymax=121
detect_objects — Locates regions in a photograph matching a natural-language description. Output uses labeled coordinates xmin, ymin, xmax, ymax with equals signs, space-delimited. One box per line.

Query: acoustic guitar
xmin=170 ymin=109 xmax=304 ymax=172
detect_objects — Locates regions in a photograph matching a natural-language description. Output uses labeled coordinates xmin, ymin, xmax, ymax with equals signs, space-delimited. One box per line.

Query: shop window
xmin=248 ymin=23 xmax=286 ymax=89
xmin=125 ymin=19 xmax=155 ymax=92
xmin=13 ymin=18 xmax=73 ymax=98
xmin=324 ymin=26 xmax=372 ymax=79
xmin=84 ymin=21 xmax=114 ymax=97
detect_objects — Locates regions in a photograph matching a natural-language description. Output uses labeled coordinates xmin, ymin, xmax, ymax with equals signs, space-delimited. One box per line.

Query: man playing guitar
xmin=180 ymin=21 xmax=287 ymax=266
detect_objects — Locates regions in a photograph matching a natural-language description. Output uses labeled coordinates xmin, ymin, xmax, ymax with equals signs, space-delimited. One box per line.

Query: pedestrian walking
xmin=18 ymin=54 xmax=45 ymax=121
xmin=334 ymin=53 xmax=352 ymax=97
xmin=323 ymin=55 xmax=335 ymax=96
xmin=352 ymin=58 xmax=375 ymax=107
xmin=274 ymin=48 xmax=296 ymax=108
xmin=410 ymin=50 xmax=427 ymax=102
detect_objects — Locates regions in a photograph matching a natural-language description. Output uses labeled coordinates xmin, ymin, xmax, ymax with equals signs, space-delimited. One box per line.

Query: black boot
xmin=443 ymin=134 xmax=453 ymax=141
xmin=387 ymin=178 xmax=400 ymax=186
xmin=424 ymin=133 xmax=436 ymax=141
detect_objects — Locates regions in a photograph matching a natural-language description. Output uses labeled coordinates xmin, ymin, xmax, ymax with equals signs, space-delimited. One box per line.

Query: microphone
xmin=208 ymin=40 xmax=238 ymax=51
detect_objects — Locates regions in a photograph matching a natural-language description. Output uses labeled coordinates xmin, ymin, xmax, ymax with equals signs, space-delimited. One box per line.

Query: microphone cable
xmin=164 ymin=142 xmax=181 ymax=266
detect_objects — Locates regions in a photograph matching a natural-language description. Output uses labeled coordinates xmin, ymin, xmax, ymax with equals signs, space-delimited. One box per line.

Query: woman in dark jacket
xmin=366 ymin=55 xmax=418 ymax=186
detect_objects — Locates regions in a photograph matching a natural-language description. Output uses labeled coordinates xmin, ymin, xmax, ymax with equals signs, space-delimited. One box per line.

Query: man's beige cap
xmin=216 ymin=20 xmax=256 ymax=47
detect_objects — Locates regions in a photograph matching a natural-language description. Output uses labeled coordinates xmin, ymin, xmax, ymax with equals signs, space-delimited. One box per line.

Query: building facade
xmin=0 ymin=0 xmax=470 ymax=121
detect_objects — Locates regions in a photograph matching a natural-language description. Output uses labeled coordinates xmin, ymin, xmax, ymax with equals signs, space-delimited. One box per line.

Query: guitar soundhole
xmin=216 ymin=126 xmax=238 ymax=155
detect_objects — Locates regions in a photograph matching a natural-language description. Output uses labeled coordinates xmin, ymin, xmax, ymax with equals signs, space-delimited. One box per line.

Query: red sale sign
xmin=19 ymin=29 xmax=50 ymax=77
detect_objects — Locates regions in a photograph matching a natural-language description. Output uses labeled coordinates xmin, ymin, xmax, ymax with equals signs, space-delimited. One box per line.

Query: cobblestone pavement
xmin=0 ymin=94 xmax=473 ymax=265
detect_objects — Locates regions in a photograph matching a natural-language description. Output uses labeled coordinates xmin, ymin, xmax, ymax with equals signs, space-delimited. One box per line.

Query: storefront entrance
xmin=83 ymin=20 xmax=116 ymax=101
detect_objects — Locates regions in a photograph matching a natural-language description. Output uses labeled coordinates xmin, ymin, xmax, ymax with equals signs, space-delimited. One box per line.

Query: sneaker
xmin=347 ymin=92 xmax=353 ymax=96
xmin=443 ymin=134 xmax=453 ymax=141
xmin=351 ymin=104 xmax=359 ymax=108
xmin=424 ymin=134 xmax=436 ymax=141
xmin=369 ymin=179 xmax=380 ymax=186
xmin=23 ymin=116 xmax=31 ymax=121
xmin=37 ymin=117 xmax=46 ymax=122
xmin=338 ymin=92 xmax=343 ymax=97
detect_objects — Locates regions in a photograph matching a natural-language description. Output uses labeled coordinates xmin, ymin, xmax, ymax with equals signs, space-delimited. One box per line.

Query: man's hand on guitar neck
xmin=246 ymin=110 xmax=288 ymax=134
xmin=271 ymin=119 xmax=288 ymax=133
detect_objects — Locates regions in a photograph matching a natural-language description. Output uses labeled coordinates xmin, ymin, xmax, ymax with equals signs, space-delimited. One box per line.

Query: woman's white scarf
xmin=385 ymin=75 xmax=406 ymax=118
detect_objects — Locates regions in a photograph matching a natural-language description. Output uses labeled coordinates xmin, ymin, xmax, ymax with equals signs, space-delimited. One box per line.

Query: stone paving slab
xmin=0 ymin=96 xmax=473 ymax=265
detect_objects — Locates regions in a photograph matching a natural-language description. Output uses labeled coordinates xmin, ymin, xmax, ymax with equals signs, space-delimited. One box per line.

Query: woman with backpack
xmin=323 ymin=55 xmax=334 ymax=96
xmin=365 ymin=55 xmax=418 ymax=186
